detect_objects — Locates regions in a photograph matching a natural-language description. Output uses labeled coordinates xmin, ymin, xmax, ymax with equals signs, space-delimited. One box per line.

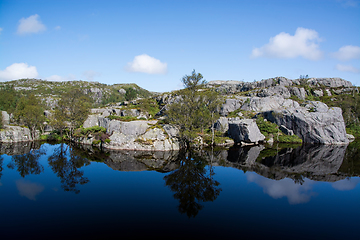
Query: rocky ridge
xmin=1 ymin=76 xmax=357 ymax=148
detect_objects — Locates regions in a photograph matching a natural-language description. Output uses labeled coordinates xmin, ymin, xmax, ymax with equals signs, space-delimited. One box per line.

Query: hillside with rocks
xmin=1 ymin=76 xmax=359 ymax=151
xmin=0 ymin=78 xmax=154 ymax=108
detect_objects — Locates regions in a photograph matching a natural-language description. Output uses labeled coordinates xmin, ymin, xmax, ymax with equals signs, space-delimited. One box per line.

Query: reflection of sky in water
xmin=246 ymin=173 xmax=360 ymax=204
xmin=331 ymin=178 xmax=360 ymax=191
xmin=15 ymin=179 xmax=44 ymax=201
xmin=246 ymin=172 xmax=316 ymax=204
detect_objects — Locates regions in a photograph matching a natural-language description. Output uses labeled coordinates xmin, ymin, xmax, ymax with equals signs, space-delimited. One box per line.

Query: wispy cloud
xmin=335 ymin=64 xmax=360 ymax=73
xmin=0 ymin=27 xmax=3 ymax=35
xmin=83 ymin=70 xmax=101 ymax=81
xmin=125 ymin=54 xmax=167 ymax=74
xmin=54 ymin=26 xmax=61 ymax=31
xmin=17 ymin=14 xmax=46 ymax=35
xmin=331 ymin=45 xmax=360 ymax=61
xmin=0 ymin=63 xmax=38 ymax=81
xmin=16 ymin=179 xmax=44 ymax=201
xmin=251 ymin=27 xmax=323 ymax=60
xmin=337 ymin=0 xmax=359 ymax=7
xmin=46 ymin=74 xmax=76 ymax=81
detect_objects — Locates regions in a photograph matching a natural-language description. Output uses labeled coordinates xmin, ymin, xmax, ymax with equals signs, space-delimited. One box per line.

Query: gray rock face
xmin=257 ymin=86 xmax=291 ymax=98
xmin=163 ymin=124 xmax=179 ymax=138
xmin=289 ymin=87 xmax=307 ymax=100
xmin=313 ymin=89 xmax=323 ymax=97
xmin=220 ymin=98 xmax=247 ymax=116
xmin=0 ymin=125 xmax=34 ymax=142
xmin=279 ymin=125 xmax=294 ymax=135
xmin=2 ymin=111 xmax=10 ymax=125
xmin=214 ymin=117 xmax=229 ymax=133
xmin=240 ymin=96 xmax=300 ymax=112
xmin=307 ymin=78 xmax=352 ymax=88
xmin=262 ymin=101 xmax=349 ymax=144
xmin=83 ymin=115 xmax=100 ymax=128
xmin=118 ymin=88 xmax=126 ymax=94
xmin=119 ymin=121 xmax=149 ymax=136
xmin=79 ymin=115 xmax=180 ymax=151
xmin=107 ymin=126 xmax=180 ymax=151
xmin=228 ymin=119 xmax=265 ymax=144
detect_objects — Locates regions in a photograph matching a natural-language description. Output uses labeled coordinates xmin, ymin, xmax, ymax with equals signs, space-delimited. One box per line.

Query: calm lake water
xmin=0 ymin=141 xmax=359 ymax=240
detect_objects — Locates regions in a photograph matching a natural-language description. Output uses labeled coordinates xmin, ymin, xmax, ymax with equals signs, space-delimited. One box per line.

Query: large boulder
xmin=228 ymin=119 xmax=265 ymax=144
xmin=262 ymin=101 xmax=349 ymax=145
xmin=1 ymin=111 xmax=10 ymax=125
xmin=107 ymin=127 xmax=180 ymax=151
xmin=0 ymin=125 xmax=34 ymax=142
xmin=78 ymin=118 xmax=180 ymax=151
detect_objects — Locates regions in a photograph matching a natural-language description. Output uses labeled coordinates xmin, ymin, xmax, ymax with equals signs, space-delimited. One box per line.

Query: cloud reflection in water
xmin=331 ymin=178 xmax=360 ymax=191
xmin=246 ymin=172 xmax=316 ymax=204
xmin=16 ymin=179 xmax=44 ymax=201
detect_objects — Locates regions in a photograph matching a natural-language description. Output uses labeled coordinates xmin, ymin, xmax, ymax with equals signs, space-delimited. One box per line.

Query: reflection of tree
xmin=291 ymin=174 xmax=305 ymax=185
xmin=164 ymin=150 xmax=221 ymax=218
xmin=48 ymin=143 xmax=90 ymax=194
xmin=7 ymin=146 xmax=45 ymax=177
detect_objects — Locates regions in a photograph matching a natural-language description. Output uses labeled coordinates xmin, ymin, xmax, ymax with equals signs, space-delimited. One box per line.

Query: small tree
xmin=51 ymin=89 xmax=91 ymax=138
xmin=14 ymin=94 xmax=45 ymax=140
xmin=125 ymin=88 xmax=137 ymax=101
xmin=167 ymin=70 xmax=221 ymax=148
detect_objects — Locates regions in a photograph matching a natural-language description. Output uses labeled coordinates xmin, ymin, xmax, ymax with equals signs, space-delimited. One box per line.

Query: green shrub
xmin=108 ymin=115 xmax=138 ymax=121
xmin=39 ymin=134 xmax=48 ymax=140
xmin=256 ymin=116 xmax=278 ymax=137
xmin=80 ymin=126 xmax=106 ymax=135
xmin=346 ymin=125 xmax=360 ymax=138
xmin=278 ymin=134 xmax=303 ymax=143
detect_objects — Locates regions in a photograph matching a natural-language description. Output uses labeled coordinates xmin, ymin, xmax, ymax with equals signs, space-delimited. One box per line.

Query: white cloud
xmin=335 ymin=64 xmax=360 ymax=73
xmin=331 ymin=45 xmax=360 ymax=61
xmin=54 ymin=26 xmax=61 ymax=30
xmin=251 ymin=27 xmax=323 ymax=60
xmin=0 ymin=63 xmax=39 ymax=81
xmin=83 ymin=70 xmax=101 ymax=80
xmin=246 ymin=173 xmax=315 ymax=204
xmin=17 ymin=14 xmax=46 ymax=35
xmin=46 ymin=74 xmax=76 ymax=81
xmin=125 ymin=54 xmax=167 ymax=74
xmin=0 ymin=27 xmax=3 ymax=34
xmin=16 ymin=179 xmax=44 ymax=201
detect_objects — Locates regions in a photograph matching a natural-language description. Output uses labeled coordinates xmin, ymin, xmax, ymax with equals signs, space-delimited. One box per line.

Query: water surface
xmin=0 ymin=142 xmax=359 ymax=239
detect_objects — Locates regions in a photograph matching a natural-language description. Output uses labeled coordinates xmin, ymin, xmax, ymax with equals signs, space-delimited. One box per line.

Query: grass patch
xmin=256 ymin=116 xmax=302 ymax=143
xmin=107 ymin=115 xmax=139 ymax=121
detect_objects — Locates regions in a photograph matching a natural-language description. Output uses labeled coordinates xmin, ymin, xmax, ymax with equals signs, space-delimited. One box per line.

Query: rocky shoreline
xmin=1 ymin=77 xmax=356 ymax=150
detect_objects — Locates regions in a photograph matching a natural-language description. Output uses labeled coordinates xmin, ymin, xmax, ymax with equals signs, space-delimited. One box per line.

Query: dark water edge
xmin=0 ymin=141 xmax=359 ymax=240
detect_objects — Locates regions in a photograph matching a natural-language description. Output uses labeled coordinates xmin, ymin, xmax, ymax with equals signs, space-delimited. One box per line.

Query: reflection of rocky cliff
xmin=104 ymin=150 xmax=180 ymax=172
xmin=0 ymin=141 xmax=41 ymax=156
xmin=75 ymin=143 xmax=180 ymax=172
xmin=207 ymin=144 xmax=355 ymax=182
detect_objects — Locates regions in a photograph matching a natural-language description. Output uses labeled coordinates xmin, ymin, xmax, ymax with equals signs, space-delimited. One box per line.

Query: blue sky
xmin=0 ymin=0 xmax=359 ymax=92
